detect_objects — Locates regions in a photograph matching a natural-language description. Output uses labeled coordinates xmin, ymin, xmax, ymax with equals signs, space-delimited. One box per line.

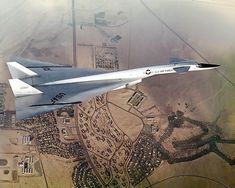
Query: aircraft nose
xmin=197 ymin=63 xmax=220 ymax=68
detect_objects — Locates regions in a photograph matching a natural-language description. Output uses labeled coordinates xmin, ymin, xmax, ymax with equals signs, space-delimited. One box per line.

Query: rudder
xmin=8 ymin=79 xmax=42 ymax=97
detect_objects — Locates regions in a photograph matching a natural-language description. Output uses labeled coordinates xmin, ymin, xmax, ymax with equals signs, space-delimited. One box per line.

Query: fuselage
xmin=7 ymin=59 xmax=220 ymax=119
xmin=42 ymin=60 xmax=219 ymax=86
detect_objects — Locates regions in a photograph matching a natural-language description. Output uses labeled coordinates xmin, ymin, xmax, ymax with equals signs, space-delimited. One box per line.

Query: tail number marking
xmin=50 ymin=93 xmax=66 ymax=104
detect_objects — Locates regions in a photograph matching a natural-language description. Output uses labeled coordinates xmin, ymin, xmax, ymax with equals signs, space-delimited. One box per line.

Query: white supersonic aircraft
xmin=7 ymin=58 xmax=219 ymax=119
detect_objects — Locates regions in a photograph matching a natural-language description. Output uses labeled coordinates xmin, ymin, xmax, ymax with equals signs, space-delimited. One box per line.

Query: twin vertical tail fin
xmin=8 ymin=79 xmax=42 ymax=97
xmin=7 ymin=62 xmax=42 ymax=97
xmin=7 ymin=61 xmax=37 ymax=79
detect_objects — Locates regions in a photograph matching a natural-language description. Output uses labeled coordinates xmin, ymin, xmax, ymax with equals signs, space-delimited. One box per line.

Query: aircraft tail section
xmin=8 ymin=79 xmax=42 ymax=97
xmin=7 ymin=61 xmax=38 ymax=79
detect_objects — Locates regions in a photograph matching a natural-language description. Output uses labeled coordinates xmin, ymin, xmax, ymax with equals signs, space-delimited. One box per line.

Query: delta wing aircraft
xmin=7 ymin=58 xmax=219 ymax=119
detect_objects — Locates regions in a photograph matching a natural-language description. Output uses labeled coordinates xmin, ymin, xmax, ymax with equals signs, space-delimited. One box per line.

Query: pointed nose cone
xmin=197 ymin=63 xmax=220 ymax=69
